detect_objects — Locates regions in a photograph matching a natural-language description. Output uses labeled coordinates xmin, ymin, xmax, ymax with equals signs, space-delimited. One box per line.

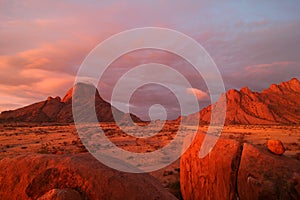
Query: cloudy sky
xmin=1 ymin=0 xmax=300 ymax=118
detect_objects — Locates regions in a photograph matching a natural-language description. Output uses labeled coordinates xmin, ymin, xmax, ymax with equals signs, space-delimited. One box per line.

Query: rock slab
xmin=238 ymin=143 xmax=300 ymax=200
xmin=180 ymin=133 xmax=242 ymax=200
xmin=0 ymin=153 xmax=176 ymax=200
xmin=180 ymin=134 xmax=300 ymax=200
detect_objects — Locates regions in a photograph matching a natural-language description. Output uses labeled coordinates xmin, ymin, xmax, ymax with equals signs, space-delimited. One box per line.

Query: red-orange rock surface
xmin=267 ymin=139 xmax=286 ymax=155
xmin=180 ymin=133 xmax=300 ymax=200
xmin=0 ymin=83 xmax=141 ymax=123
xmin=238 ymin=143 xmax=300 ymax=200
xmin=200 ymin=78 xmax=300 ymax=125
xmin=180 ymin=133 xmax=242 ymax=200
xmin=0 ymin=153 xmax=176 ymax=200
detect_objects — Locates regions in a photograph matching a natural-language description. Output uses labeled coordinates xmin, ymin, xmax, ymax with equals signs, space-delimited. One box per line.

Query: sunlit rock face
xmin=199 ymin=78 xmax=300 ymax=125
xmin=0 ymin=82 xmax=142 ymax=123
xmin=180 ymin=133 xmax=300 ymax=200
xmin=0 ymin=153 xmax=176 ymax=200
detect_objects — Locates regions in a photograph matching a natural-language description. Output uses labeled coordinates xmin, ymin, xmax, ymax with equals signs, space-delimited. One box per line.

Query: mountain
xmin=0 ymin=83 xmax=141 ymax=123
xmin=1 ymin=78 xmax=299 ymax=125
xmin=199 ymin=78 xmax=300 ymax=125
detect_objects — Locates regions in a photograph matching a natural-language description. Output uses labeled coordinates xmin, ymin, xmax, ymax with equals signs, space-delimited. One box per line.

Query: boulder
xmin=180 ymin=133 xmax=242 ymax=200
xmin=0 ymin=153 xmax=176 ymax=200
xmin=267 ymin=139 xmax=286 ymax=155
xmin=238 ymin=143 xmax=300 ymax=200
xmin=180 ymin=133 xmax=300 ymax=200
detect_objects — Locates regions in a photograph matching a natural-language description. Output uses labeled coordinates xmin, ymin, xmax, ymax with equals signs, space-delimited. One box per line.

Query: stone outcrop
xmin=267 ymin=139 xmax=286 ymax=155
xmin=180 ymin=134 xmax=242 ymax=200
xmin=180 ymin=133 xmax=300 ymax=200
xmin=0 ymin=83 xmax=141 ymax=123
xmin=199 ymin=78 xmax=300 ymax=125
xmin=1 ymin=78 xmax=299 ymax=125
xmin=238 ymin=143 xmax=300 ymax=200
xmin=0 ymin=153 xmax=176 ymax=200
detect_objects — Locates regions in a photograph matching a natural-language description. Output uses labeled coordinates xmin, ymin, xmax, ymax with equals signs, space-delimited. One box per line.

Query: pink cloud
xmin=0 ymin=0 xmax=299 ymax=117
xmin=246 ymin=61 xmax=297 ymax=71
xmin=186 ymin=88 xmax=209 ymax=100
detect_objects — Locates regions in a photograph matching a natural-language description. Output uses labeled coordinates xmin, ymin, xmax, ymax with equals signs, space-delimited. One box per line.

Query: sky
xmin=1 ymin=0 xmax=300 ymax=119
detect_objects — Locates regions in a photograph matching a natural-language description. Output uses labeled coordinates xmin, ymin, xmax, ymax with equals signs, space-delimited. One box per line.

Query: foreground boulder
xmin=180 ymin=133 xmax=242 ymax=200
xmin=0 ymin=153 xmax=176 ymax=200
xmin=238 ymin=143 xmax=300 ymax=200
xmin=180 ymin=133 xmax=300 ymax=200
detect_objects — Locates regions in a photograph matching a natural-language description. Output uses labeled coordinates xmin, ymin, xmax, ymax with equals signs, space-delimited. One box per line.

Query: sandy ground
xmin=0 ymin=122 xmax=299 ymax=199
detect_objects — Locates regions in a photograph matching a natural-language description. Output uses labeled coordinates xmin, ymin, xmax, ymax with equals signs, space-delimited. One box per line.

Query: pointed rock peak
xmin=277 ymin=78 xmax=300 ymax=91
xmin=240 ymin=87 xmax=252 ymax=94
xmin=47 ymin=96 xmax=61 ymax=102
xmin=288 ymin=77 xmax=300 ymax=86
xmin=280 ymin=78 xmax=298 ymax=86
xmin=291 ymin=77 xmax=299 ymax=81
xmin=62 ymin=88 xmax=73 ymax=103
xmin=62 ymin=82 xmax=100 ymax=103
xmin=226 ymin=89 xmax=240 ymax=97
xmin=55 ymin=96 xmax=61 ymax=101
xmin=227 ymin=89 xmax=239 ymax=94
xmin=225 ymin=89 xmax=241 ymax=102
xmin=270 ymin=84 xmax=280 ymax=91
xmin=262 ymin=83 xmax=281 ymax=94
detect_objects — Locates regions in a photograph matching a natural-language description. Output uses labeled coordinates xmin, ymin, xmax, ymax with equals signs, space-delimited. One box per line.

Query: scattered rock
xmin=267 ymin=139 xmax=286 ymax=155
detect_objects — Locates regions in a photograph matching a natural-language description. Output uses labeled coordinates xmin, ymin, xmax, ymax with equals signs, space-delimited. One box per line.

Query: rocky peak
xmin=267 ymin=84 xmax=282 ymax=93
xmin=285 ymin=77 xmax=300 ymax=92
xmin=47 ymin=96 xmax=61 ymax=102
xmin=240 ymin=87 xmax=252 ymax=94
xmin=62 ymin=82 xmax=101 ymax=103
xmin=199 ymin=78 xmax=300 ymax=125
xmin=0 ymin=82 xmax=141 ymax=123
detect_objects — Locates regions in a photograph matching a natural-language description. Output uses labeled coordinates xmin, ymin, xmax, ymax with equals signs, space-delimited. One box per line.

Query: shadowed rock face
xmin=0 ymin=153 xmax=176 ymax=200
xmin=238 ymin=144 xmax=300 ymax=200
xmin=199 ymin=78 xmax=300 ymax=125
xmin=0 ymin=83 xmax=141 ymax=123
xmin=37 ymin=188 xmax=82 ymax=200
xmin=180 ymin=133 xmax=300 ymax=200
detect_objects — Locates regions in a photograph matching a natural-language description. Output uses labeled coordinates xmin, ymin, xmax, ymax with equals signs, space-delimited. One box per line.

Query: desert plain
xmin=1 ymin=122 xmax=299 ymax=199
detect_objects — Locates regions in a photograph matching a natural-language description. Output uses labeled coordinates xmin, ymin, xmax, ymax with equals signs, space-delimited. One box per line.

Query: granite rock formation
xmin=200 ymin=78 xmax=300 ymax=125
xmin=0 ymin=83 xmax=141 ymax=123
xmin=180 ymin=133 xmax=300 ymax=200
xmin=0 ymin=153 xmax=176 ymax=200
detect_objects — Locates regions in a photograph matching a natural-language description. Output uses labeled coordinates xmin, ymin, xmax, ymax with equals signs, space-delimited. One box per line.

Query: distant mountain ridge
xmin=1 ymin=78 xmax=299 ymax=125
xmin=199 ymin=78 xmax=300 ymax=125
xmin=0 ymin=83 xmax=141 ymax=123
